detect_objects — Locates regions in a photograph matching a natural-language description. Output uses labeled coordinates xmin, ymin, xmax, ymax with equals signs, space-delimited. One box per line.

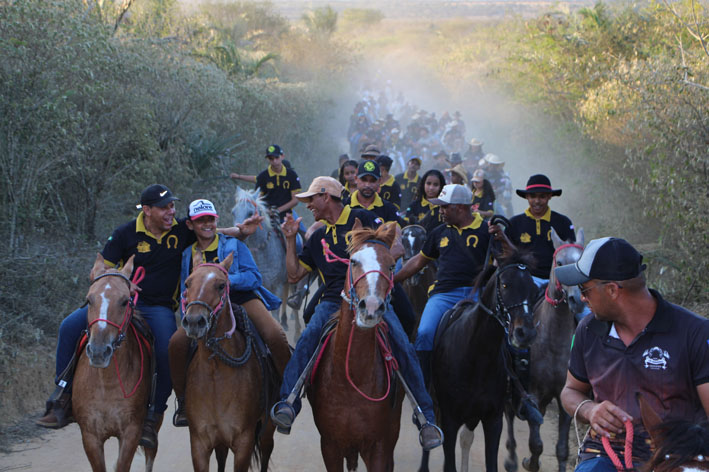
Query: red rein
xmin=544 ymin=243 xmax=584 ymax=307
xmin=601 ymin=420 xmax=635 ymax=471
xmin=321 ymin=238 xmax=398 ymax=401
xmin=87 ymin=266 xmax=147 ymax=399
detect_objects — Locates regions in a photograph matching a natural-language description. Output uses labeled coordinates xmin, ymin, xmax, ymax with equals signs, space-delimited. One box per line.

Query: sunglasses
xmin=578 ymin=281 xmax=623 ymax=295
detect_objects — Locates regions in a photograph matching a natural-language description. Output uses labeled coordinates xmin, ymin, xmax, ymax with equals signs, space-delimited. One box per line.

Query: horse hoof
xmin=522 ymin=457 xmax=538 ymax=472
xmin=504 ymin=458 xmax=518 ymax=472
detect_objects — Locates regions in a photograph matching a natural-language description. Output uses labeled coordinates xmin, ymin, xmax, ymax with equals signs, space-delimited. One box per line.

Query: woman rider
xmin=404 ymin=169 xmax=446 ymax=233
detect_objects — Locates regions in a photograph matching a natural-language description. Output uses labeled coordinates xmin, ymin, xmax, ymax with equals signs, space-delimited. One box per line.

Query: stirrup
xmin=419 ymin=423 xmax=444 ymax=451
xmin=270 ymin=402 xmax=294 ymax=435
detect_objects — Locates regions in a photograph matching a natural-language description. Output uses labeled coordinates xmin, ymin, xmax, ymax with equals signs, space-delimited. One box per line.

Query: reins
xmin=601 ymin=420 xmax=635 ymax=471
xmin=544 ymin=243 xmax=584 ymax=307
xmin=86 ymin=266 xmax=147 ymax=398
xmin=321 ymin=238 xmax=398 ymax=401
xmin=181 ymin=262 xmax=236 ymax=339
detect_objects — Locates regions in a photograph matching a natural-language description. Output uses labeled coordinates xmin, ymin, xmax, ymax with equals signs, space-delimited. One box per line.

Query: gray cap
xmin=429 ymin=184 xmax=473 ymax=206
xmin=555 ymin=237 xmax=646 ymax=285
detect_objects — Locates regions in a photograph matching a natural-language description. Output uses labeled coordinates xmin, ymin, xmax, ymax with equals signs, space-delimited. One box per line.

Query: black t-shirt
xmin=507 ymin=208 xmax=575 ymax=278
xmin=472 ymin=191 xmax=494 ymax=217
xmin=299 ymin=207 xmax=381 ymax=303
xmin=378 ymin=174 xmax=402 ymax=209
xmin=348 ymin=191 xmax=405 ymax=227
xmin=420 ymin=214 xmax=490 ymax=295
xmin=395 ymin=172 xmax=419 ymax=210
xmin=102 ymin=213 xmax=196 ymax=309
xmin=569 ymin=290 xmax=709 ymax=464
xmin=255 ymin=165 xmax=301 ymax=209
xmin=405 ymin=198 xmax=445 ymax=232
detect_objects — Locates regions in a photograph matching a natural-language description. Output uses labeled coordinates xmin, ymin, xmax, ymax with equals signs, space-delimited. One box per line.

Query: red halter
xmin=544 ymin=243 xmax=584 ymax=307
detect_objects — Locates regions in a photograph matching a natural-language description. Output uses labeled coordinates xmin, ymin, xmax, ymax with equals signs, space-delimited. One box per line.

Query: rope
xmin=601 ymin=420 xmax=634 ymax=471
xmin=545 ymin=243 xmax=584 ymax=307
xmin=345 ymin=320 xmax=399 ymax=402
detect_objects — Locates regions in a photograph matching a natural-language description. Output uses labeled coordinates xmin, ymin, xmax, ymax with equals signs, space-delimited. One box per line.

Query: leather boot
xmin=172 ymin=396 xmax=188 ymax=427
xmin=36 ymin=391 xmax=73 ymax=429
xmin=139 ymin=411 xmax=162 ymax=449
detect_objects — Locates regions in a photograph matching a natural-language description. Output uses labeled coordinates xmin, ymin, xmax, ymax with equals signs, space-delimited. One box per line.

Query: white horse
xmin=232 ymin=187 xmax=302 ymax=338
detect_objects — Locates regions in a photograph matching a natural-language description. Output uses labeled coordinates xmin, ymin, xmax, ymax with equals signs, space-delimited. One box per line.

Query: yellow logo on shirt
xmin=267 ymin=182 xmax=274 ymax=189
xmin=466 ymin=235 xmax=479 ymax=247
xmin=137 ymin=241 xmax=151 ymax=253
xmin=520 ymin=232 xmax=532 ymax=244
xmin=440 ymin=236 xmax=449 ymax=248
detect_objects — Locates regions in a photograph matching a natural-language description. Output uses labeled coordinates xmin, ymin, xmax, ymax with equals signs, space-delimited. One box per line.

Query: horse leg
xmin=320 ymin=436 xmax=344 ymax=472
xmin=114 ymin=429 xmax=141 ymax=472
xmin=459 ymin=426 xmax=474 ymax=472
xmin=418 ymin=450 xmax=430 ymax=472
xmin=555 ymin=397 xmax=572 ymax=472
xmin=258 ymin=423 xmax=276 ymax=472
xmin=215 ymin=445 xmax=228 ymax=472
xmin=80 ymin=432 xmax=107 ymax=472
xmin=504 ymin=403 xmax=518 ymax=472
xmin=522 ymin=418 xmax=543 ymax=472
xmin=232 ymin=435 xmax=256 ymax=472
xmin=482 ymin=413 xmax=504 ymax=472
xmin=280 ymin=285 xmax=289 ymax=332
xmin=441 ymin=414 xmax=462 ymax=472
xmin=189 ymin=434 xmax=212 ymax=472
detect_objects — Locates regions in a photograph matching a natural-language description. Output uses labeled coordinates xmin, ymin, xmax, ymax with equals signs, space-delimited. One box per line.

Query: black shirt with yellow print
xmin=405 ymin=198 xmax=444 ymax=233
xmin=508 ymin=208 xmax=575 ymax=279
xmin=255 ymin=164 xmax=301 ymax=217
xmin=420 ymin=213 xmax=490 ymax=296
xmin=348 ymin=190 xmax=405 ymax=227
xmin=395 ymin=172 xmax=419 ymax=210
xmin=378 ymin=174 xmax=402 ymax=209
xmin=102 ymin=212 xmax=196 ymax=309
xmin=298 ymin=206 xmax=381 ymax=303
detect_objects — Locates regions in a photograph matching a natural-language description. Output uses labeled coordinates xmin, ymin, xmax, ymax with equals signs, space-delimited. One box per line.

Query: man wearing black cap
xmin=230 ymin=144 xmax=301 ymax=220
xmin=376 ymin=155 xmax=402 ymax=209
xmin=349 ymin=160 xmax=403 ymax=226
xmin=556 ymin=237 xmax=709 ymax=471
xmin=37 ymin=184 xmax=261 ymax=449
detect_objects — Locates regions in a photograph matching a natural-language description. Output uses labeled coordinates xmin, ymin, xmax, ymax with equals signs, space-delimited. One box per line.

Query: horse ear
xmin=636 ymin=392 xmax=662 ymax=443
xmin=120 ymin=255 xmax=135 ymax=278
xmin=90 ymin=253 xmax=106 ymax=280
xmin=192 ymin=249 xmax=203 ymax=270
xmin=576 ymin=228 xmax=585 ymax=247
xmin=221 ymin=252 xmax=234 ymax=271
xmin=380 ymin=222 xmax=398 ymax=248
xmin=352 ymin=218 xmax=363 ymax=231
xmin=550 ymin=227 xmax=564 ymax=249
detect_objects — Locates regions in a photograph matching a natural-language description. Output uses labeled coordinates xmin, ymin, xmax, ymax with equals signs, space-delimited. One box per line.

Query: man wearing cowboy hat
xmin=483 ymin=153 xmax=514 ymax=216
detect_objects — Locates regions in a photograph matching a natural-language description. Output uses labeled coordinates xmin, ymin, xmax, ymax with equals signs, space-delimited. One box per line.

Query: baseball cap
xmin=555 ymin=237 xmax=647 ymax=285
xmin=188 ymin=199 xmax=218 ymax=220
xmin=471 ymin=170 xmax=485 ymax=183
xmin=265 ymin=144 xmax=283 ymax=157
xmin=295 ymin=176 xmax=343 ymax=201
xmin=408 ymin=155 xmax=422 ymax=166
xmin=357 ymin=160 xmax=381 ymax=179
xmin=429 ymin=184 xmax=473 ymax=206
xmin=138 ymin=184 xmax=179 ymax=208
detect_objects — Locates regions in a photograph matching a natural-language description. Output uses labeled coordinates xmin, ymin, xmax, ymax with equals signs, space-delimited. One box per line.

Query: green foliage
xmin=341 ymin=8 xmax=384 ymax=28
xmin=302 ymin=6 xmax=338 ymax=38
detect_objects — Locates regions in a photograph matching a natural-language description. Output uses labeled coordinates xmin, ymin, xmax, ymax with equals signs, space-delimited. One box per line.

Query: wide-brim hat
xmin=295 ymin=176 xmax=343 ymax=201
xmin=516 ymin=174 xmax=562 ymax=198
xmin=469 ymin=138 xmax=484 ymax=146
xmin=445 ymin=164 xmax=468 ymax=183
xmin=484 ymin=153 xmax=504 ymax=165
xmin=361 ymin=144 xmax=380 ymax=158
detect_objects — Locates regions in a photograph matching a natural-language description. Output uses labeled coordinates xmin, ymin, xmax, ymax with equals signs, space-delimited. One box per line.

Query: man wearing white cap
xmin=270 ymin=176 xmax=443 ymax=451
xmin=168 ymin=199 xmax=291 ymax=427
xmin=557 ymin=238 xmax=709 ymax=471
xmin=395 ymin=184 xmax=491 ymax=388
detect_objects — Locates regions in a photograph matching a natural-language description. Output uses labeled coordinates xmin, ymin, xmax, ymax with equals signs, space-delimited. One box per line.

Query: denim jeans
xmin=56 ymin=303 xmax=177 ymax=414
xmin=279 ymin=299 xmax=436 ymax=424
xmin=415 ymin=286 xmax=478 ymax=351
xmin=575 ymin=456 xmax=639 ymax=472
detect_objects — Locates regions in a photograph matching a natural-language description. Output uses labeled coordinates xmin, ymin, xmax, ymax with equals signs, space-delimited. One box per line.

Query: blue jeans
xmin=279 ymin=299 xmax=436 ymax=424
xmin=56 ymin=303 xmax=177 ymax=414
xmin=415 ymin=287 xmax=478 ymax=351
xmin=575 ymin=456 xmax=639 ymax=472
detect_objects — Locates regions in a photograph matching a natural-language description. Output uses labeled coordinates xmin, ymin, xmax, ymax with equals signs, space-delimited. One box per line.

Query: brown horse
xmin=73 ymin=254 xmax=158 ymax=472
xmin=502 ymin=228 xmax=585 ymax=472
xmin=308 ymin=220 xmax=405 ymax=472
xmin=181 ymin=253 xmax=275 ymax=472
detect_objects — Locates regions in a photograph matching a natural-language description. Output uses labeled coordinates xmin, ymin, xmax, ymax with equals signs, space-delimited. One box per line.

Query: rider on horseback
xmin=270 ymin=176 xmax=444 ymax=451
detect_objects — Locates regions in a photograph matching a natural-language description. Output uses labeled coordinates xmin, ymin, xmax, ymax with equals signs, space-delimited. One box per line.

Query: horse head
xmin=550 ymin=227 xmax=585 ymax=315
xmin=232 ymin=186 xmax=271 ymax=245
xmin=401 ymin=224 xmax=427 ymax=285
xmin=85 ymin=253 xmax=135 ymax=368
xmin=181 ymin=252 xmax=233 ymax=339
xmin=346 ymin=220 xmax=398 ymax=329
xmin=482 ymin=249 xmax=539 ymax=349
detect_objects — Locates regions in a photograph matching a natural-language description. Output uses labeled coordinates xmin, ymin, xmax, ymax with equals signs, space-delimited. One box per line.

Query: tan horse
xmin=73 ymin=254 xmax=158 ymax=472
xmin=181 ymin=253 xmax=275 ymax=472
xmin=308 ymin=221 xmax=405 ymax=472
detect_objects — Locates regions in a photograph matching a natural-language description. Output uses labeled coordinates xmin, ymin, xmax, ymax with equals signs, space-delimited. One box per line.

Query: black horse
xmin=420 ymin=249 xmax=539 ymax=472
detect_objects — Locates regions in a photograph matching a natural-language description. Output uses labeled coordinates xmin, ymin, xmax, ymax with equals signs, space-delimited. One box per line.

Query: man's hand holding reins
xmin=585 ymin=400 xmax=633 ymax=438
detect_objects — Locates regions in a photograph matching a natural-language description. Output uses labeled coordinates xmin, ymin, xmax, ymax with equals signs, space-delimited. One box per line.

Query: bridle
xmin=321 ymin=238 xmax=395 ymax=311
xmin=476 ymin=263 xmax=534 ymax=332
xmin=545 ymin=243 xmax=584 ymax=307
xmin=180 ymin=262 xmax=236 ymax=339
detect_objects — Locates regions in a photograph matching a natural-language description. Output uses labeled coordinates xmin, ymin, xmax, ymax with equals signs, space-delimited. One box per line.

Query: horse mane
xmin=234 ymin=186 xmax=272 ymax=232
xmin=643 ymin=419 xmax=709 ymax=472
xmin=347 ymin=224 xmax=393 ymax=254
xmin=471 ymin=246 xmax=537 ymax=294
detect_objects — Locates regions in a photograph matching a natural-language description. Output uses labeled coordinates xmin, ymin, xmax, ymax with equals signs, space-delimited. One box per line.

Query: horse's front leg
xmin=441 ymin=413 xmax=463 ymax=472
xmin=114 ymin=427 xmax=141 ymax=472
xmin=232 ymin=433 xmax=256 ymax=472
xmin=189 ymin=433 xmax=213 ymax=472
xmin=504 ymin=402 xmax=518 ymax=472
xmin=80 ymin=431 xmax=107 ymax=472
xmin=522 ymin=418 xmax=543 ymax=472
xmin=555 ymin=397 xmax=572 ymax=472
xmin=258 ymin=422 xmax=276 ymax=472
xmin=320 ymin=436 xmax=345 ymax=472
xmin=482 ymin=412 xmax=504 ymax=472
xmin=459 ymin=425 xmax=474 ymax=472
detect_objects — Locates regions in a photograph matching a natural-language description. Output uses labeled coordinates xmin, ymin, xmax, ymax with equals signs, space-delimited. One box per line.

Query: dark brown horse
xmin=503 ymin=228 xmax=585 ymax=472
xmin=423 ymin=249 xmax=539 ymax=472
xmin=181 ymin=253 xmax=275 ymax=472
xmin=308 ymin=221 xmax=405 ymax=472
xmin=73 ymin=254 xmax=157 ymax=472
xmin=401 ymin=224 xmax=437 ymax=340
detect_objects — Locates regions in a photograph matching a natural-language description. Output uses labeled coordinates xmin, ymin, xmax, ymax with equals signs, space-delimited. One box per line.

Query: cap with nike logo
xmin=138 ymin=184 xmax=180 ymax=208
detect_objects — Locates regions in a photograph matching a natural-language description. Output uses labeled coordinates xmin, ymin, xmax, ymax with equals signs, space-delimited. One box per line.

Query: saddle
xmin=433 ymin=298 xmax=476 ymax=349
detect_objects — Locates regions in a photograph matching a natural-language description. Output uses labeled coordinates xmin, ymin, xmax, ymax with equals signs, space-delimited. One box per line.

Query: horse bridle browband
xmin=180 ymin=263 xmax=235 ymax=339
xmin=476 ymin=263 xmax=533 ymax=330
